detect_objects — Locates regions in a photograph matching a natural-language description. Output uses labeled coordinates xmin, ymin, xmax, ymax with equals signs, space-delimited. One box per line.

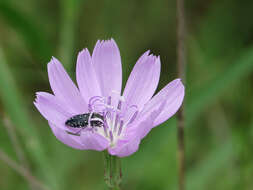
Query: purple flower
xmin=34 ymin=39 xmax=184 ymax=157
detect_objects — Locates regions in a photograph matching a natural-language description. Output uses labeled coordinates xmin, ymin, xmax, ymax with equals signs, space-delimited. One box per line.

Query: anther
xmin=117 ymin=100 xmax=122 ymax=110
xmin=109 ymin=130 xmax=114 ymax=142
xmin=114 ymin=115 xmax=120 ymax=133
xmin=128 ymin=111 xmax=138 ymax=125
xmin=117 ymin=120 xmax=124 ymax=136
xmin=103 ymin=121 xmax=109 ymax=137
xmin=105 ymin=111 xmax=112 ymax=122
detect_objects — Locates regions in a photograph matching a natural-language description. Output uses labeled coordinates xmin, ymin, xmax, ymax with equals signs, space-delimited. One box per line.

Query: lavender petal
xmin=108 ymin=134 xmax=141 ymax=157
xmin=80 ymin=131 xmax=110 ymax=151
xmin=34 ymin=92 xmax=72 ymax=130
xmin=48 ymin=57 xmax=87 ymax=114
xmin=92 ymin=39 xmax=122 ymax=97
xmin=76 ymin=48 xmax=102 ymax=102
xmin=141 ymin=79 xmax=185 ymax=127
xmin=50 ymin=122 xmax=85 ymax=150
xmin=123 ymin=51 xmax=160 ymax=110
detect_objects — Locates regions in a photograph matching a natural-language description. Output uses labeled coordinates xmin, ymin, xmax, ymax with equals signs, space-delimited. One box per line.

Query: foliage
xmin=0 ymin=0 xmax=252 ymax=189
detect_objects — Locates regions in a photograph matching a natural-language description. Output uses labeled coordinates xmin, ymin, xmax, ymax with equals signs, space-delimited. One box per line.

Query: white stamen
xmin=87 ymin=93 xmax=139 ymax=145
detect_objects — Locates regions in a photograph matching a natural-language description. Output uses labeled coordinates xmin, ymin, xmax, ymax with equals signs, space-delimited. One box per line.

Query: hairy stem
xmin=176 ymin=0 xmax=186 ymax=189
xmin=104 ymin=151 xmax=122 ymax=190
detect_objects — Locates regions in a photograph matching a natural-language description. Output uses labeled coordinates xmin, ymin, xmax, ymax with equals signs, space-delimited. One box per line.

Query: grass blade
xmin=0 ymin=49 xmax=58 ymax=189
xmin=0 ymin=1 xmax=51 ymax=61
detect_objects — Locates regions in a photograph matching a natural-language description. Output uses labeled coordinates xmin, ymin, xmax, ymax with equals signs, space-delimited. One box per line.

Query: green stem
xmin=104 ymin=151 xmax=122 ymax=190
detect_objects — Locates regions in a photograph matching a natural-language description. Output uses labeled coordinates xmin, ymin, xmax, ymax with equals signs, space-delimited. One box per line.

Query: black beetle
xmin=65 ymin=112 xmax=104 ymax=129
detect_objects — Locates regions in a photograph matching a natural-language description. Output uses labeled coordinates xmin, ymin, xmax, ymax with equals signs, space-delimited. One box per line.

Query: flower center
xmin=88 ymin=91 xmax=138 ymax=146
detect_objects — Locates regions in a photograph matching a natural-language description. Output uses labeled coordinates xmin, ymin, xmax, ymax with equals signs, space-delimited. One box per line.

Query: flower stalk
xmin=104 ymin=151 xmax=122 ymax=190
xmin=176 ymin=0 xmax=186 ymax=189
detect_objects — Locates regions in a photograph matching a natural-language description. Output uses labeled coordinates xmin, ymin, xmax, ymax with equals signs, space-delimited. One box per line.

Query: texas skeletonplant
xmin=34 ymin=39 xmax=184 ymax=157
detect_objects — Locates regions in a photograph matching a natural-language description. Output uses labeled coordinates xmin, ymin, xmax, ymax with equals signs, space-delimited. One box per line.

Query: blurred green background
xmin=0 ymin=0 xmax=253 ymax=189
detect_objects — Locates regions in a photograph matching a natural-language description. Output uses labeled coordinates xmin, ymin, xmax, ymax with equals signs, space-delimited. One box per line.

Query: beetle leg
xmin=66 ymin=130 xmax=81 ymax=136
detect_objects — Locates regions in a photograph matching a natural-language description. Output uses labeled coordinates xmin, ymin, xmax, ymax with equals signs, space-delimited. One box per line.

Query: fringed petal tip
xmin=78 ymin=48 xmax=89 ymax=57
xmin=34 ymin=92 xmax=49 ymax=105
xmin=48 ymin=56 xmax=58 ymax=67
xmin=94 ymin=38 xmax=117 ymax=48
xmin=142 ymin=50 xmax=161 ymax=61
